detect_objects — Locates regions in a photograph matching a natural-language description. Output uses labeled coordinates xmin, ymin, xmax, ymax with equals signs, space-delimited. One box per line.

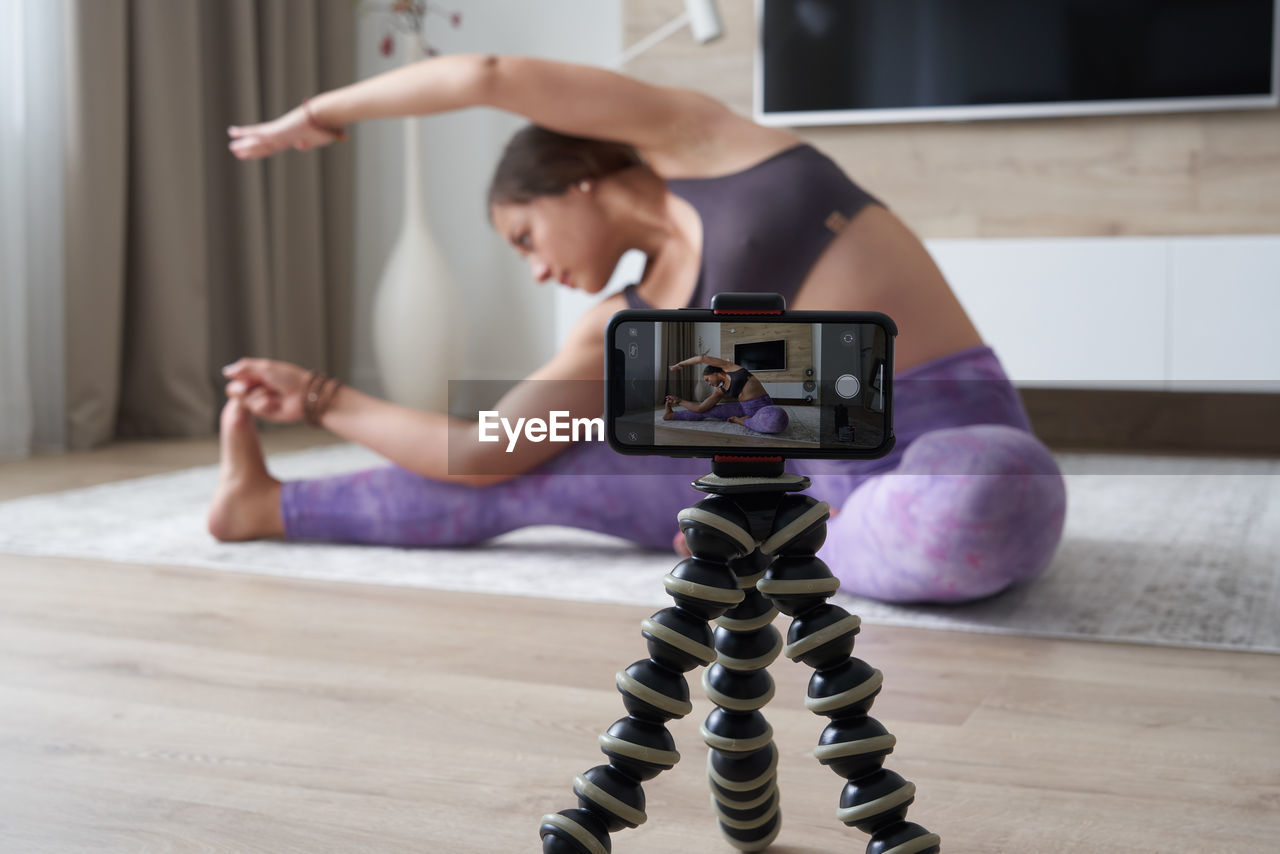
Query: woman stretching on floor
xmin=213 ymin=54 xmax=1067 ymax=604
xmin=664 ymin=357 xmax=789 ymax=435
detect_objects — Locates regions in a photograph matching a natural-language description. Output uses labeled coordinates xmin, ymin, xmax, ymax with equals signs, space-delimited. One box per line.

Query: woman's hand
xmin=221 ymin=358 xmax=312 ymax=423
xmin=227 ymin=105 xmax=341 ymax=160
xmin=665 ymin=395 xmax=681 ymax=406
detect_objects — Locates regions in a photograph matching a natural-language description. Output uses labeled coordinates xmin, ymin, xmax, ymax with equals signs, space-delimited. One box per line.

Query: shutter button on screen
xmin=834 ymin=374 xmax=860 ymax=399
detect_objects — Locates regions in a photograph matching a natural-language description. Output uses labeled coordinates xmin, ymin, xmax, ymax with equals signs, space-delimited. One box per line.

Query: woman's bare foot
xmin=207 ymin=400 xmax=286 ymax=541
xmin=663 ymin=400 xmax=675 ymax=421
xmin=673 ymin=529 xmax=691 ymax=557
xmin=727 ymin=415 xmax=745 ymax=426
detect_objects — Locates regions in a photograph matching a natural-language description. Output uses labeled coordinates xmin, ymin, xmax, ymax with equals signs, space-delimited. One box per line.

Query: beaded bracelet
xmin=302 ymin=98 xmax=348 ymax=142
xmin=303 ymin=371 xmax=342 ymax=426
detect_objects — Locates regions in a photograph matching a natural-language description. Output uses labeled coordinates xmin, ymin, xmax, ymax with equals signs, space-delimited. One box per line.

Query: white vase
xmin=370 ymin=42 xmax=459 ymax=413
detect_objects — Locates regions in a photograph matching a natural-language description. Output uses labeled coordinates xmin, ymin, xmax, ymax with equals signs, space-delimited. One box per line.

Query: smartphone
xmin=606 ymin=308 xmax=896 ymax=460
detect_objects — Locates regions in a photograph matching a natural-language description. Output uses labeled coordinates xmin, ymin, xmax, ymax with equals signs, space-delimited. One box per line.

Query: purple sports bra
xmin=624 ymin=143 xmax=882 ymax=310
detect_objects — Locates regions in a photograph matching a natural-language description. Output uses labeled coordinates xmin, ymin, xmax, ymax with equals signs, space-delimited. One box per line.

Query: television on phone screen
xmin=733 ymin=339 xmax=787 ymax=372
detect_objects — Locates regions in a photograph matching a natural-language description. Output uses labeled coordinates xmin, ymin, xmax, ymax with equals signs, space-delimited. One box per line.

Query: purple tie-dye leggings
xmin=671 ymin=394 xmax=790 ymax=433
xmin=281 ymin=345 xmax=1066 ymax=604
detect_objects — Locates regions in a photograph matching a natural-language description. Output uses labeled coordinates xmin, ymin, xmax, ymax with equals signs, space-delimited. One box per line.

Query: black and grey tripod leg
xmin=539 ymin=501 xmax=749 ymax=853
xmin=757 ymin=492 xmax=942 ymax=854
xmin=676 ymin=495 xmax=786 ymax=851
xmin=701 ymin=548 xmax=785 ymax=851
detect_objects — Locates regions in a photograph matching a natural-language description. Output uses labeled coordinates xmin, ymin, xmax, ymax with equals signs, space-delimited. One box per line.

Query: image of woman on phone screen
xmin=663 ymin=356 xmax=790 ymax=435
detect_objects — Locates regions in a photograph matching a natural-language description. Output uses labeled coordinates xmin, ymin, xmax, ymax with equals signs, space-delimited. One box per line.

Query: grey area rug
xmin=1 ymin=445 xmax=1277 ymax=653
xmin=643 ymin=405 xmax=822 ymax=445
xmin=616 ymin=407 xmax=819 ymax=448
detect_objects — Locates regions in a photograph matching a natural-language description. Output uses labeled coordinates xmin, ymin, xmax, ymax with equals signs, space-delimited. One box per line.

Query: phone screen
xmin=607 ymin=310 xmax=895 ymax=459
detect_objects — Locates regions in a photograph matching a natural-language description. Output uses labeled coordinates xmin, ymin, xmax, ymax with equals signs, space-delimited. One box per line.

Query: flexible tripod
xmin=538 ymin=456 xmax=941 ymax=853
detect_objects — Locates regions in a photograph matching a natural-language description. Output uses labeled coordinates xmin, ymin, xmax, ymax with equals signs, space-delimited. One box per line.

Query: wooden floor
xmin=1 ymin=435 xmax=1278 ymax=853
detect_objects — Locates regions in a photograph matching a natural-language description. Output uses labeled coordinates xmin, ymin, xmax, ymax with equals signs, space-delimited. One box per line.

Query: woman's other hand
xmin=227 ymin=105 xmax=340 ymax=160
xmin=221 ymin=358 xmax=310 ymax=423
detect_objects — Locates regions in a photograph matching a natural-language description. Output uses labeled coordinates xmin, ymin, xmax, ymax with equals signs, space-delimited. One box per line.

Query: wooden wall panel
xmin=623 ymin=0 xmax=1280 ymax=239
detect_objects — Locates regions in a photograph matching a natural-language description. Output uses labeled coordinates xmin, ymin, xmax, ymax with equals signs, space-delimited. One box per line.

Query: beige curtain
xmin=659 ymin=321 xmax=697 ymax=407
xmin=62 ymin=0 xmax=354 ymax=448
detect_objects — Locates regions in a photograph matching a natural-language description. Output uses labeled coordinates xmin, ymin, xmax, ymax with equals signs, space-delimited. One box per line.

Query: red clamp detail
xmin=713 ymin=309 xmax=784 ymax=315
xmin=713 ymin=454 xmax=784 ymax=463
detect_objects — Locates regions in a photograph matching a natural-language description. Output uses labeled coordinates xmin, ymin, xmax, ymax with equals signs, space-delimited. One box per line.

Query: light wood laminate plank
xmin=2 ymin=553 xmax=1277 ymax=853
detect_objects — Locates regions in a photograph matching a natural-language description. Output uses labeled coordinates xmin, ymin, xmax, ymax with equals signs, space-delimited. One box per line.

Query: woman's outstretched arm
xmin=229 ymin=54 xmax=794 ymax=172
xmin=671 ymin=387 xmax=724 ymax=414
xmin=669 ymin=354 xmax=733 ymax=371
xmin=222 ymin=298 xmax=617 ymax=488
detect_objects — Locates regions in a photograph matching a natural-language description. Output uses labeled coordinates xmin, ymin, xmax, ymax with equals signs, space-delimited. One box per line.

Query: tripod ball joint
xmin=756 ymin=554 xmax=842 ymax=617
xmin=761 ymin=493 xmax=830 ymax=556
xmin=805 ymin=657 xmax=884 ymax=718
xmin=539 ymin=809 xmax=612 ymax=854
xmin=785 ymin=603 xmax=862 ymax=670
xmin=814 ymin=715 xmax=896 ymax=780
xmin=710 ymin=772 xmax=776 ymax=808
xmin=715 ymin=583 xmax=778 ymax=631
xmin=572 ymin=764 xmax=647 ymax=832
xmin=712 ymin=789 xmax=782 ymax=852
xmin=678 ymin=496 xmax=755 ymax=562
xmin=663 ymin=557 xmax=745 ymax=621
xmin=641 ymin=607 xmax=716 ymax=672
xmin=616 ymin=658 xmax=692 ymax=723
xmin=702 ymin=662 xmax=776 ymax=712
xmin=701 ymin=707 xmax=775 ymax=755
xmin=708 ymin=741 xmax=779 ymax=790
xmin=717 ymin=812 xmax=781 ymax=852
xmin=836 ymin=768 xmax=915 ymax=833
xmin=599 ymin=717 xmax=680 ymax=782
xmin=866 ymin=821 xmax=942 ymax=854
xmin=712 ymin=622 xmax=783 ymax=671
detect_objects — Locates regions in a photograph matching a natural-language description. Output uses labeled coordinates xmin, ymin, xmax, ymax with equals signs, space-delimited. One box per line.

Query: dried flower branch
xmin=357 ymin=0 xmax=463 ymax=58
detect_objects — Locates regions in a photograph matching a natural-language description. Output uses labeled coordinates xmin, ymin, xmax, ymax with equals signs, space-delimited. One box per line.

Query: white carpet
xmin=1 ymin=445 xmax=1277 ymax=652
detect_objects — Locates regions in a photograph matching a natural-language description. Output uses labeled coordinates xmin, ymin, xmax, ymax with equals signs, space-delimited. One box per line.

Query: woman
xmin=664 ymin=357 xmax=789 ymax=435
xmin=214 ymin=54 xmax=1066 ymax=603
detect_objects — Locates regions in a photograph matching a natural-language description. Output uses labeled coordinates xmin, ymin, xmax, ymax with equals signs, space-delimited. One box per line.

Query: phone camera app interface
xmin=614 ymin=320 xmax=888 ymax=452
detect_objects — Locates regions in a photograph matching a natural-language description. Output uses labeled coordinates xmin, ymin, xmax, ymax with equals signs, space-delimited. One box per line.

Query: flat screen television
xmin=734 ymin=339 xmax=787 ymax=372
xmin=756 ymin=0 xmax=1280 ymax=125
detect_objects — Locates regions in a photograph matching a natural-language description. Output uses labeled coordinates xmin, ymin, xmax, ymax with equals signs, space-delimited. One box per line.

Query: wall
xmin=351 ymin=0 xmax=622 ymax=400
xmin=621 ymin=0 xmax=1280 ymax=410
xmin=718 ymin=323 xmax=812 ymax=381
xmin=623 ymin=0 xmax=1280 ymax=239
xmin=721 ymin=322 xmax=816 ymax=401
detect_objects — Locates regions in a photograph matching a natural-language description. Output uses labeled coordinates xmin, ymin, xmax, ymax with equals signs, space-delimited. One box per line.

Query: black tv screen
xmin=758 ymin=0 xmax=1280 ymax=124
xmin=734 ymin=339 xmax=787 ymax=372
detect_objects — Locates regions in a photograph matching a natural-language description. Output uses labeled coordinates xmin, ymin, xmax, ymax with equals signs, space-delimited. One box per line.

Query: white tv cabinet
xmin=927 ymin=235 xmax=1280 ymax=393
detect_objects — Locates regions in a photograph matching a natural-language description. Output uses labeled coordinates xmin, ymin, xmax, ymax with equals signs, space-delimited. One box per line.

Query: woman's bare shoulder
xmin=641 ymin=98 xmax=803 ymax=179
xmin=563 ymin=292 xmax=630 ymax=349
xmin=525 ymin=293 xmax=628 ymax=384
